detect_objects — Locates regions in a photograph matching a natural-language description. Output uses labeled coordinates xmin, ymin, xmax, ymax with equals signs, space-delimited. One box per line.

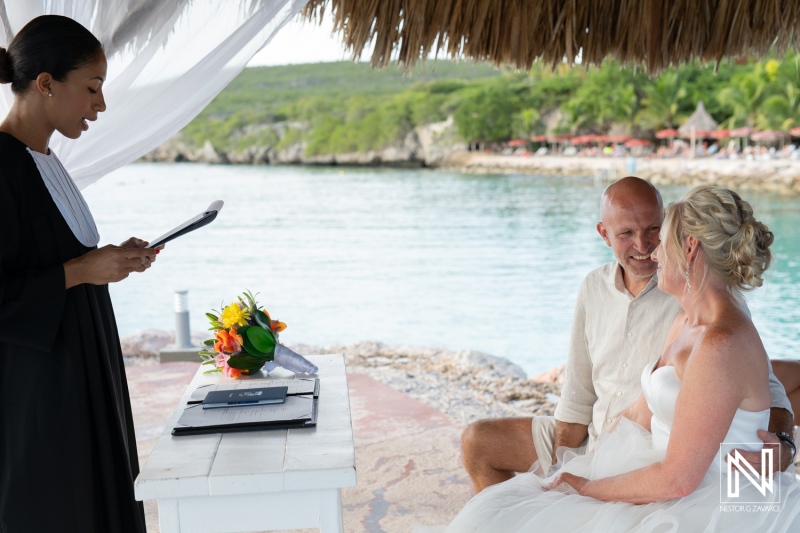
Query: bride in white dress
xmin=435 ymin=186 xmax=800 ymax=532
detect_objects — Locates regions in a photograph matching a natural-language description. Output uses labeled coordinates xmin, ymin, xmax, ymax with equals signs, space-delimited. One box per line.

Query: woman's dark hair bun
xmin=4 ymin=15 xmax=101 ymax=94
xmin=0 ymin=47 xmax=13 ymax=84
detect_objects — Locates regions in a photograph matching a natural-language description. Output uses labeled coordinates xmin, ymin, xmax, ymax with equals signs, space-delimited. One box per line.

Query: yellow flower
xmin=765 ymin=59 xmax=780 ymax=81
xmin=220 ymin=303 xmax=251 ymax=329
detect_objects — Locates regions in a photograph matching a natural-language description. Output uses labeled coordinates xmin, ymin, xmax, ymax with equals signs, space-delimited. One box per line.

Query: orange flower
xmin=214 ymin=327 xmax=243 ymax=354
xmin=222 ymin=363 xmax=242 ymax=379
xmin=261 ymin=309 xmax=287 ymax=333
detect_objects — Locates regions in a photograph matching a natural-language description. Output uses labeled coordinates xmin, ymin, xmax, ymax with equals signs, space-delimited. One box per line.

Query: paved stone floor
xmin=126 ymin=362 xmax=474 ymax=533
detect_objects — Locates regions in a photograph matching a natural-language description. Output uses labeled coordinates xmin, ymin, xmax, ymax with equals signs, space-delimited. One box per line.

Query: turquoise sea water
xmin=83 ymin=163 xmax=800 ymax=376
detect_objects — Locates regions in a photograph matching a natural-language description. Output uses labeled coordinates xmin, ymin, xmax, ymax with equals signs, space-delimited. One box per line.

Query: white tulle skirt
xmin=422 ymin=419 xmax=800 ymax=533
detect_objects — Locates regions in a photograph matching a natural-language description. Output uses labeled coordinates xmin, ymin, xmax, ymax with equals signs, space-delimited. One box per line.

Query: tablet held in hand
xmin=147 ymin=200 xmax=224 ymax=248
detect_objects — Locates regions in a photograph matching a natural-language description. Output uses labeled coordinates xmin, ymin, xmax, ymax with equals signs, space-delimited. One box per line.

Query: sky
xmin=247 ymin=15 xmax=358 ymax=67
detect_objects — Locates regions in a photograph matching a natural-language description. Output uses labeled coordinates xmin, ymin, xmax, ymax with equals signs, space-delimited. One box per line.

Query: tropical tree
xmin=761 ymin=82 xmax=800 ymax=131
xmin=636 ymin=71 xmax=688 ymax=129
xmin=559 ymin=62 xmax=639 ymax=132
xmin=717 ymin=66 xmax=768 ymax=128
xmin=452 ymin=76 xmax=529 ymax=142
xmin=511 ymin=108 xmax=541 ymax=139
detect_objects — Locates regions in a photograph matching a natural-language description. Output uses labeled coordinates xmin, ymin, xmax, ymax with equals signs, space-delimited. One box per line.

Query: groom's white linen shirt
xmin=553 ymin=261 xmax=792 ymax=447
xmin=554 ymin=262 xmax=677 ymax=446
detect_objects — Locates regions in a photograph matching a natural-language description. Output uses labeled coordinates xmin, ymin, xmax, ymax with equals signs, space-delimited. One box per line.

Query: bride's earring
xmin=685 ymin=266 xmax=692 ymax=293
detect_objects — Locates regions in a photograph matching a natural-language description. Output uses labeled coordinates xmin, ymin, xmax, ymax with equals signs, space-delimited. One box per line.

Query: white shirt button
xmin=607 ymin=418 xmax=613 ymax=424
xmin=623 ymin=362 xmax=628 ymax=368
xmin=627 ymin=332 xmax=632 ymax=337
xmin=617 ymin=391 xmax=623 ymax=396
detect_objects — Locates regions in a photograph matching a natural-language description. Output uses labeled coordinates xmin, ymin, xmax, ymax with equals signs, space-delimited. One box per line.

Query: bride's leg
xmin=461 ymin=417 xmax=542 ymax=493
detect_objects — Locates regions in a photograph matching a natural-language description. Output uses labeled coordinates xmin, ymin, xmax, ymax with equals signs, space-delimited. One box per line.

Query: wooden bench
xmin=134 ymin=353 xmax=356 ymax=532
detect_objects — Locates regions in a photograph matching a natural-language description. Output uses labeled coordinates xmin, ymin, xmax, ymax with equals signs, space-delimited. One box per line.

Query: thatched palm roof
xmin=679 ymin=101 xmax=719 ymax=136
xmin=303 ymin=0 xmax=800 ymax=73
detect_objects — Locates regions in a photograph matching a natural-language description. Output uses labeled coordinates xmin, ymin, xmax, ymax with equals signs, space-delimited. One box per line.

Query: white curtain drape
xmin=0 ymin=0 xmax=309 ymax=189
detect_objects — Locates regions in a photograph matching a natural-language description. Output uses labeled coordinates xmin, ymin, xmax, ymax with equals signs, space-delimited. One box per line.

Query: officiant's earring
xmin=47 ymin=92 xmax=52 ymax=97
xmin=685 ymin=268 xmax=692 ymax=293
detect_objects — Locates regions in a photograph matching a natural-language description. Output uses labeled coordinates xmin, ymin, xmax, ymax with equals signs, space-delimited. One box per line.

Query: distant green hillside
xmin=180 ymin=55 xmax=800 ymax=157
xmin=201 ymin=61 xmax=503 ymax=118
xmin=183 ymin=60 xmax=506 ymax=154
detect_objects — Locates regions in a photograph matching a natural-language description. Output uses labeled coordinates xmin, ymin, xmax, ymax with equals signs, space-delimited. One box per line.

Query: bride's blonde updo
xmin=662 ymin=185 xmax=773 ymax=292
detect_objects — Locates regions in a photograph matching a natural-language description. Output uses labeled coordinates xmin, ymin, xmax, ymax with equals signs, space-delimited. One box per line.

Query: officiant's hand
xmin=119 ymin=236 xmax=161 ymax=272
xmin=63 ymin=244 xmax=158 ymax=288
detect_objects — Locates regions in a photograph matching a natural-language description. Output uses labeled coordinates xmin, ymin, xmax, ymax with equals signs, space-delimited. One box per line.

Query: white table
xmin=134 ymin=353 xmax=356 ymax=533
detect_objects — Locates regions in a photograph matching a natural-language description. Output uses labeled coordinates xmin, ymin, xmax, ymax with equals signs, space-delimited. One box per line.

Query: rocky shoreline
xmin=141 ymin=124 xmax=800 ymax=194
xmin=121 ymin=330 xmax=561 ymax=424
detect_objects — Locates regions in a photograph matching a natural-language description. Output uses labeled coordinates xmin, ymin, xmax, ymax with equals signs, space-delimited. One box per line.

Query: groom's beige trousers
xmin=530 ymin=416 xmax=589 ymax=471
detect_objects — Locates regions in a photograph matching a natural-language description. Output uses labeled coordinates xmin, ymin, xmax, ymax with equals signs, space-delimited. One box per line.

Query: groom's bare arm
xmin=552 ymin=420 xmax=589 ymax=464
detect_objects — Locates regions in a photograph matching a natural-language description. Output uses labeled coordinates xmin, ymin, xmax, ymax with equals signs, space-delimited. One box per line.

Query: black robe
xmin=0 ymin=132 xmax=146 ymax=533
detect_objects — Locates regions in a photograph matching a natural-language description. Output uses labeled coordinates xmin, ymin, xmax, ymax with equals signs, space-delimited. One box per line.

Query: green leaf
xmin=201 ymin=359 xmax=217 ymax=366
xmin=247 ymin=326 xmax=276 ymax=354
xmin=241 ymin=336 xmax=268 ymax=357
xmin=254 ymin=311 xmax=276 ymax=341
xmin=206 ymin=312 xmax=219 ymax=322
xmin=238 ymin=325 xmax=268 ymax=357
xmin=203 ymin=339 xmax=215 ymax=347
xmin=203 ymin=368 xmax=221 ymax=375
xmin=227 ymin=353 xmax=268 ymax=370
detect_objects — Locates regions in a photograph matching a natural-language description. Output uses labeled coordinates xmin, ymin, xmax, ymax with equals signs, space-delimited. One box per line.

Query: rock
xmin=415 ymin=117 xmax=468 ymax=166
xmin=120 ymin=328 xmax=174 ymax=359
xmin=140 ymin=116 xmax=468 ymax=169
xmin=195 ymin=140 xmax=227 ymax=164
xmin=531 ymin=365 xmax=565 ymax=385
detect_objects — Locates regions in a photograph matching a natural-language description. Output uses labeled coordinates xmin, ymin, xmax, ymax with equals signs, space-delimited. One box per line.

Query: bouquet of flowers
xmin=199 ymin=290 xmax=318 ymax=378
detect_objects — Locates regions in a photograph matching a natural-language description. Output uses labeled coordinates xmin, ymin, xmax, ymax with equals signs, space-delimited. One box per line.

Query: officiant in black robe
xmin=0 ymin=16 xmax=159 ymax=533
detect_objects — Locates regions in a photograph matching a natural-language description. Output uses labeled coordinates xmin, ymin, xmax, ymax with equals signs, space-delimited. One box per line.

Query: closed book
xmin=202 ymin=386 xmax=287 ymax=409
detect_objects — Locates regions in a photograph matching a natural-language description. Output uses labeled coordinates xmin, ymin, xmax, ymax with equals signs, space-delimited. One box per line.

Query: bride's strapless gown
xmin=427 ymin=360 xmax=800 ymax=532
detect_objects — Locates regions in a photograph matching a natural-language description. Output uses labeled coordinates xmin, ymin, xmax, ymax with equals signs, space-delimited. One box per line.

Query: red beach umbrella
xmin=750 ymin=130 xmax=784 ymax=142
xmin=789 ymin=127 xmax=800 ymax=138
xmin=608 ymin=135 xmax=631 ymax=144
xmin=531 ymin=134 xmax=548 ymax=142
xmin=624 ymin=139 xmax=651 ymax=147
xmin=710 ymin=130 xmax=731 ymax=139
xmin=730 ymin=127 xmax=756 ymax=138
xmin=655 ymin=129 xmax=679 ymax=139
xmin=507 ymin=139 xmax=528 ymax=147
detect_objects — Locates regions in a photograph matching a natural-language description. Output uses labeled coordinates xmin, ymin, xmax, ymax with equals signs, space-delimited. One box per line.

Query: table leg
xmin=157 ymin=498 xmax=181 ymax=533
xmin=318 ymin=489 xmax=343 ymax=533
